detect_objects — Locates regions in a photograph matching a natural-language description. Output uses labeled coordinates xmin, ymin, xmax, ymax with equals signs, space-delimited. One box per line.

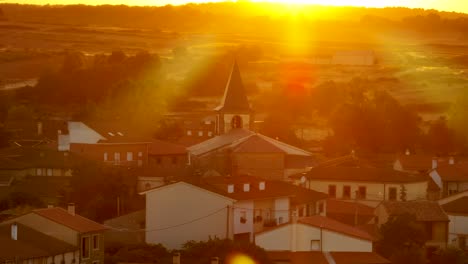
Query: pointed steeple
xmin=214 ymin=60 xmax=251 ymax=113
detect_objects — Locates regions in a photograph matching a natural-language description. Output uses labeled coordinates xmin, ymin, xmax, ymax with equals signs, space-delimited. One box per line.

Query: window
xmin=343 ymin=186 xmax=351 ymax=199
xmin=310 ymin=240 xmax=321 ymax=251
xmin=103 ymin=152 xmax=108 ymax=161
xmin=389 ymin=187 xmax=397 ymax=201
xmin=92 ymin=234 xmax=99 ymax=250
xmin=36 ymin=168 xmax=42 ymax=176
xmin=231 ymin=115 xmax=243 ymax=129
xmin=187 ymin=130 xmax=192 ymax=136
xmin=47 ymin=168 xmax=53 ymax=176
xmin=138 ymin=152 xmax=143 ymax=157
xmin=126 ymin=152 xmax=133 ymax=161
xmin=318 ymin=202 xmax=324 ymax=214
xmin=328 ymin=185 xmax=336 ymax=198
xmin=114 ymin=152 xmax=120 ymax=162
xmin=138 ymin=160 xmax=143 ymax=167
xmin=240 ymin=211 xmax=247 ymax=224
xmin=198 ymin=131 xmax=203 ymax=137
xmin=358 ymin=186 xmax=367 ymax=199
xmin=81 ymin=236 xmax=90 ymax=259
xmin=208 ymin=131 xmax=213 ymax=137
xmin=278 ymin=216 xmax=284 ymax=224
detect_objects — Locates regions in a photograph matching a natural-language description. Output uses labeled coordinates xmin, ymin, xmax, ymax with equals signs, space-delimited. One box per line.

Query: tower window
xmin=231 ymin=115 xmax=243 ymax=129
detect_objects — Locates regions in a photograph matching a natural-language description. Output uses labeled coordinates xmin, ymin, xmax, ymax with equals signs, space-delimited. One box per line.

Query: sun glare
xmin=225 ymin=253 xmax=257 ymax=264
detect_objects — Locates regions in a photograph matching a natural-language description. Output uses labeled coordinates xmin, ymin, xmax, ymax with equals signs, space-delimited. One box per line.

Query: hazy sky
xmin=4 ymin=0 xmax=468 ymax=13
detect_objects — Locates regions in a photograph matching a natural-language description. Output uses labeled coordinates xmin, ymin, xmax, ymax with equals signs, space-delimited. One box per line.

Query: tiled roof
xmin=85 ymin=122 xmax=152 ymax=144
xmin=298 ymin=216 xmax=375 ymax=241
xmin=295 ymin=166 xmax=427 ymax=183
xmin=33 ymin=207 xmax=108 ymax=233
xmin=432 ymin=165 xmax=468 ymax=181
xmin=0 ymin=223 xmax=77 ymax=261
xmin=201 ymin=176 xmax=327 ymax=203
xmin=149 ymin=139 xmax=187 ymax=156
xmin=188 ymin=128 xmax=254 ymax=156
xmin=396 ymin=155 xmax=445 ymax=171
xmin=382 ymin=201 xmax=449 ymax=222
xmin=325 ymin=199 xmax=375 ymax=226
xmin=214 ymin=61 xmax=251 ymax=113
xmin=188 ymin=129 xmax=311 ymax=157
xmin=267 ymin=251 xmax=329 ymax=264
xmin=330 ymin=252 xmax=390 ymax=264
xmin=441 ymin=196 xmax=468 ymax=215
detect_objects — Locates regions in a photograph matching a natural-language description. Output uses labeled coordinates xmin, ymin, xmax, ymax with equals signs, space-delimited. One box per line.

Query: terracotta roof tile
xmin=382 ymin=201 xmax=449 ymax=222
xmin=330 ymin=252 xmax=391 ymax=264
xmin=433 ymin=165 xmax=468 ymax=181
xmin=0 ymin=223 xmax=77 ymax=261
xmin=267 ymin=251 xmax=329 ymax=264
xmin=298 ymin=216 xmax=375 ymax=241
xmin=441 ymin=196 xmax=468 ymax=215
xmin=33 ymin=207 xmax=108 ymax=233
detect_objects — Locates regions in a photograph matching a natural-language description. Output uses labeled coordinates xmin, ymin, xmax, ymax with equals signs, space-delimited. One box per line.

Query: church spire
xmin=214 ymin=60 xmax=251 ymax=113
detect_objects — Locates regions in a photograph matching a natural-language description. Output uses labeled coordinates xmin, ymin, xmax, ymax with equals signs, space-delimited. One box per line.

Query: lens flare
xmin=225 ymin=253 xmax=256 ymax=264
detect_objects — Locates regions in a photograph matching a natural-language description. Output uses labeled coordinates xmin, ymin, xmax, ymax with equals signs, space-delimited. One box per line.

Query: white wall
xmin=145 ymin=182 xmax=234 ymax=249
xmin=274 ymin=197 xmax=290 ymax=224
xmin=448 ymin=215 xmax=468 ymax=244
xmin=233 ymin=200 xmax=254 ymax=238
xmin=308 ymin=180 xmax=427 ymax=201
xmin=255 ymin=223 xmax=373 ymax=252
xmin=68 ymin=122 xmax=105 ymax=144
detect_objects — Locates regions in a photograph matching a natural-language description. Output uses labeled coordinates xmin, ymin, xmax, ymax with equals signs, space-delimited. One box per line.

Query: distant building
xmin=375 ymin=201 xmax=449 ymax=256
xmin=141 ymin=176 xmax=327 ymax=249
xmin=104 ymin=210 xmax=145 ymax=247
xmin=57 ymin=121 xmax=152 ymax=167
xmin=255 ymin=215 xmax=375 ymax=252
xmin=438 ymin=191 xmax=468 ymax=250
xmin=292 ymin=166 xmax=429 ymax=207
xmin=1 ymin=205 xmax=108 ymax=264
xmin=428 ymin=160 xmax=468 ymax=199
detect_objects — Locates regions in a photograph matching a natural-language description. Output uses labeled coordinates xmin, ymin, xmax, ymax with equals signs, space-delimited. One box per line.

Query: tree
xmin=430 ymin=247 xmax=467 ymax=264
xmin=377 ymin=214 xmax=428 ymax=263
xmin=106 ymin=244 xmax=169 ymax=264
xmin=426 ymin=116 xmax=456 ymax=155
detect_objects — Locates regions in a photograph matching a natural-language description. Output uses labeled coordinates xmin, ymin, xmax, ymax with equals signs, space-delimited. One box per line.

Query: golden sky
xmin=4 ymin=0 xmax=468 ymax=13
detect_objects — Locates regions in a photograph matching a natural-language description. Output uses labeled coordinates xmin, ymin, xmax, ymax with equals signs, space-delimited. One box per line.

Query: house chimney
xmin=405 ymin=149 xmax=410 ymax=156
xmin=172 ymin=253 xmax=181 ymax=264
xmin=449 ymin=157 xmax=455 ymax=165
xmin=259 ymin=181 xmax=265 ymax=191
xmin=432 ymin=157 xmax=438 ymax=169
xmin=11 ymin=223 xmax=18 ymax=240
xmin=37 ymin=122 xmax=43 ymax=136
xmin=243 ymin=183 xmax=250 ymax=192
xmin=67 ymin=203 xmax=75 ymax=216
xmin=228 ymin=184 xmax=234 ymax=193
xmin=211 ymin=257 xmax=219 ymax=264
xmin=47 ymin=204 xmax=54 ymax=208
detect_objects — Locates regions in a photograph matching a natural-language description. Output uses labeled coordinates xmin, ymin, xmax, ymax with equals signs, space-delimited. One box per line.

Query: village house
xmin=293 ymin=166 xmax=429 ymax=207
xmin=0 ymin=223 xmax=79 ymax=264
xmin=374 ymin=201 xmax=449 ymax=257
xmin=255 ymin=215 xmax=375 ymax=252
xmin=428 ymin=160 xmax=468 ymax=199
xmin=57 ymin=121 xmax=152 ymax=167
xmin=1 ymin=205 xmax=108 ymax=264
xmin=140 ymin=175 xmax=327 ymax=249
xmin=438 ymin=190 xmax=468 ymax=250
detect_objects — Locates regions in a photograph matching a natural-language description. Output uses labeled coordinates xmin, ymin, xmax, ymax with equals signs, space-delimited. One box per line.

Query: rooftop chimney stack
xmin=11 ymin=223 xmax=17 ymax=241
xmin=67 ymin=203 xmax=76 ymax=216
xmin=173 ymin=253 xmax=181 ymax=264
xmin=432 ymin=157 xmax=438 ymax=169
xmin=259 ymin=181 xmax=265 ymax=191
xmin=227 ymin=184 xmax=234 ymax=193
xmin=449 ymin=157 xmax=455 ymax=165
xmin=405 ymin=149 xmax=410 ymax=156
xmin=243 ymin=183 xmax=250 ymax=192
